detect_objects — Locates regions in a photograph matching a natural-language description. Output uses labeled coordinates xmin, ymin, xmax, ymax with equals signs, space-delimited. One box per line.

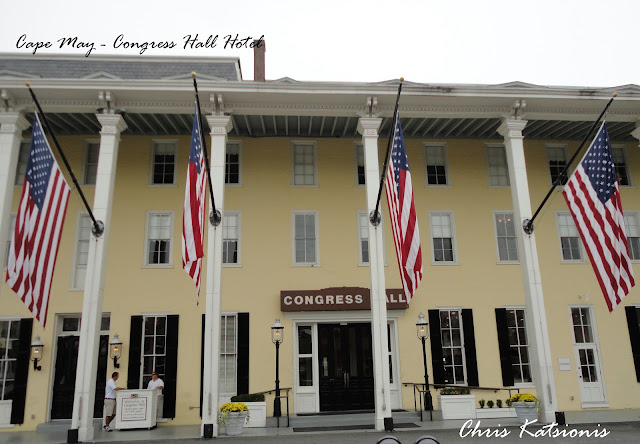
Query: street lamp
xmin=416 ymin=313 xmax=432 ymax=421
xmin=30 ymin=336 xmax=44 ymax=371
xmin=110 ymin=333 xmax=123 ymax=368
xmin=271 ymin=318 xmax=284 ymax=426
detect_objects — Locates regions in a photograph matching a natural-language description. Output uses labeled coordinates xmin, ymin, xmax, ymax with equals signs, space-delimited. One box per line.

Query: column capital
xmin=206 ymin=115 xmax=233 ymax=134
xmin=497 ymin=118 xmax=528 ymax=139
xmin=0 ymin=112 xmax=30 ymax=135
xmin=631 ymin=120 xmax=640 ymax=146
xmin=96 ymin=113 xmax=127 ymax=135
xmin=357 ymin=117 xmax=382 ymax=137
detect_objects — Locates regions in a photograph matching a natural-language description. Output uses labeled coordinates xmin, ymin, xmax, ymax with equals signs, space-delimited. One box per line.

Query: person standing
xmin=147 ymin=371 xmax=164 ymax=392
xmin=104 ymin=371 xmax=126 ymax=432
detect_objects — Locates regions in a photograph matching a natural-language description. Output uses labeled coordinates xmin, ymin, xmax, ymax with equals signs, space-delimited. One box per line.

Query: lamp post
xmin=271 ymin=318 xmax=284 ymax=426
xmin=416 ymin=313 xmax=432 ymax=421
xmin=30 ymin=336 xmax=44 ymax=371
xmin=110 ymin=333 xmax=123 ymax=368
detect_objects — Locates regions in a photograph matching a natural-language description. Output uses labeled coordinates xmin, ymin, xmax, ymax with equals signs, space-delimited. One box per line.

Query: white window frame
xmin=14 ymin=141 xmax=30 ymax=186
xmin=149 ymin=140 xmax=178 ymax=186
xmin=140 ymin=315 xmax=168 ymax=390
xmin=0 ymin=318 xmax=21 ymax=401
xmin=624 ymin=211 xmax=640 ymax=262
xmin=70 ymin=212 xmax=92 ymax=290
xmin=82 ymin=139 xmax=100 ymax=186
xmin=503 ymin=306 xmax=533 ymax=387
xmin=556 ymin=211 xmax=585 ymax=263
xmin=485 ymin=144 xmax=510 ymax=187
xmin=144 ymin=211 xmax=174 ymax=268
xmin=295 ymin=324 xmax=314 ymax=388
xmin=354 ymin=143 xmax=365 ymax=187
xmin=612 ymin=144 xmax=632 ymax=187
xmin=291 ymin=210 xmax=320 ymax=266
xmin=439 ymin=308 xmax=467 ymax=386
xmin=219 ymin=313 xmax=238 ymax=398
xmin=424 ymin=142 xmax=450 ymax=187
xmin=545 ymin=144 xmax=568 ymax=186
xmin=493 ymin=211 xmax=519 ymax=264
xmin=291 ymin=141 xmax=318 ymax=187
xmin=225 ymin=141 xmax=242 ymax=186
xmin=4 ymin=213 xmax=16 ymax=269
xmin=357 ymin=211 xmax=387 ymax=266
xmin=428 ymin=210 xmax=458 ymax=265
xmin=222 ymin=211 xmax=241 ymax=267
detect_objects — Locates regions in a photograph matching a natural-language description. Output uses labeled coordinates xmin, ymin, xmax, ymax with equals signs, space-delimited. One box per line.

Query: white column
xmin=631 ymin=120 xmax=640 ymax=147
xmin=72 ymin=114 xmax=127 ymax=442
xmin=201 ymin=115 xmax=231 ymax=437
xmin=498 ymin=118 xmax=558 ymax=423
xmin=0 ymin=113 xmax=29 ymax=295
xmin=358 ymin=117 xmax=392 ymax=431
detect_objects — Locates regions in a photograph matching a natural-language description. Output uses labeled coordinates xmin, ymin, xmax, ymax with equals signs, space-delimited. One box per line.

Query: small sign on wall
xmin=558 ymin=358 xmax=571 ymax=371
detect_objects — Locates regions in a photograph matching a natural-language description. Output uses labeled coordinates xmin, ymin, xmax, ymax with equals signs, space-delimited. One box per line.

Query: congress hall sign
xmin=281 ymin=287 xmax=408 ymax=312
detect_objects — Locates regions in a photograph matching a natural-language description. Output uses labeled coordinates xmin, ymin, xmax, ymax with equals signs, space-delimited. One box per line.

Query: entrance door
xmin=50 ymin=335 xmax=108 ymax=419
xmin=318 ymin=323 xmax=374 ymax=411
xmin=570 ymin=307 xmax=606 ymax=405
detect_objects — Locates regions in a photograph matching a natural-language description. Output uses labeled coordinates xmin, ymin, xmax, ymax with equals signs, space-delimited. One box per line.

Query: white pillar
xmin=498 ymin=118 xmax=558 ymax=423
xmin=631 ymin=120 xmax=640 ymax=147
xmin=201 ymin=115 xmax=231 ymax=437
xmin=71 ymin=114 xmax=127 ymax=442
xmin=0 ymin=113 xmax=29 ymax=295
xmin=357 ymin=117 xmax=392 ymax=431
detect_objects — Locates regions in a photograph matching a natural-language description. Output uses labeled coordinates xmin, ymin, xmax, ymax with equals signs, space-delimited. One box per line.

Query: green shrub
xmin=496 ymin=399 xmax=503 ymax=408
xmin=230 ymin=393 xmax=265 ymax=402
xmin=440 ymin=387 xmax=470 ymax=395
xmin=487 ymin=400 xmax=494 ymax=408
xmin=478 ymin=399 xmax=485 ymax=408
xmin=506 ymin=398 xmax=512 ymax=407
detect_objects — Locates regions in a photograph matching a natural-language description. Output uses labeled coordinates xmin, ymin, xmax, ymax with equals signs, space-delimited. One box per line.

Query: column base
xmin=77 ymin=426 xmax=94 ymax=442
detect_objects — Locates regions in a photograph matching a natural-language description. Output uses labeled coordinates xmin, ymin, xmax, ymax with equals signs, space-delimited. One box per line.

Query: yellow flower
xmin=220 ymin=402 xmax=249 ymax=413
xmin=510 ymin=393 xmax=538 ymax=403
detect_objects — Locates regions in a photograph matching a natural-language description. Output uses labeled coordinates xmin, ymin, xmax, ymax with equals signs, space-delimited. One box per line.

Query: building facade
xmin=0 ymin=53 xmax=640 ymax=432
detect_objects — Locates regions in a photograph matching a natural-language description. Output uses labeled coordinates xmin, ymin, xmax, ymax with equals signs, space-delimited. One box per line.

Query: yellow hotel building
xmin=0 ymin=51 xmax=639 ymax=438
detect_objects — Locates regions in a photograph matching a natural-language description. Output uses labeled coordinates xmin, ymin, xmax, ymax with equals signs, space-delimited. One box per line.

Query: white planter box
xmin=476 ymin=407 xmax=516 ymax=419
xmin=0 ymin=401 xmax=13 ymax=428
xmin=438 ymin=394 xmax=476 ymax=420
xmin=245 ymin=401 xmax=266 ymax=428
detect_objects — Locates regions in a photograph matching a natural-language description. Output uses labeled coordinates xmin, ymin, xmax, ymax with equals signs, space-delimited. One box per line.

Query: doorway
xmin=570 ymin=307 xmax=607 ymax=406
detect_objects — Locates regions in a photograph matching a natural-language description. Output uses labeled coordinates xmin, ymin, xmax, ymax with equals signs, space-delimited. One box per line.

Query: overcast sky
xmin=2 ymin=0 xmax=639 ymax=87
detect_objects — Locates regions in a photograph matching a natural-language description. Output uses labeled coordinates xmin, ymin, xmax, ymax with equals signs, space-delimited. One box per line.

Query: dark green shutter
xmin=495 ymin=308 xmax=515 ymax=387
xmin=428 ymin=310 xmax=445 ymax=386
xmin=11 ymin=318 xmax=32 ymax=424
xmin=237 ymin=313 xmax=249 ymax=395
xmin=200 ymin=314 xmax=205 ymax=418
xmin=462 ymin=309 xmax=479 ymax=387
xmin=625 ymin=307 xmax=640 ymax=382
xmin=163 ymin=315 xmax=179 ymax=418
xmin=126 ymin=316 xmax=143 ymax=390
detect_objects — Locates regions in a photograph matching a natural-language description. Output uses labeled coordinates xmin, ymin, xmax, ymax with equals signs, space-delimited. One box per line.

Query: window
xmin=83 ymin=141 xmax=100 ymax=185
xmin=14 ymin=142 xmax=30 ymax=185
xmin=223 ymin=211 xmax=240 ymax=265
xmin=486 ymin=145 xmax=510 ymax=186
xmin=355 ymin=144 xmax=365 ymax=186
xmin=494 ymin=212 xmax=518 ymax=262
xmin=4 ymin=214 xmax=16 ymax=268
xmin=357 ymin=211 xmax=386 ymax=265
xmin=225 ymin=142 xmax=241 ymax=185
xmin=141 ymin=316 xmax=166 ymax=389
xmin=71 ymin=214 xmax=92 ymax=289
xmin=557 ymin=212 xmax=582 ymax=261
xmin=150 ymin=141 xmax=176 ymax=185
xmin=506 ymin=309 xmax=531 ymax=384
xmin=571 ymin=307 xmax=599 ymax=383
xmin=612 ymin=146 xmax=630 ymax=186
xmin=145 ymin=212 xmax=173 ymax=266
xmin=292 ymin=142 xmax=317 ymax=186
xmin=219 ymin=315 xmax=237 ymax=396
xmin=440 ymin=310 xmax=466 ymax=385
xmin=625 ymin=213 xmax=640 ymax=261
xmin=292 ymin=211 xmax=318 ymax=265
xmin=0 ymin=320 xmax=20 ymax=401
xmin=297 ymin=325 xmax=313 ymax=387
xmin=429 ymin=211 xmax=457 ymax=264
xmin=546 ymin=145 xmax=568 ymax=185
xmin=425 ymin=143 xmax=448 ymax=186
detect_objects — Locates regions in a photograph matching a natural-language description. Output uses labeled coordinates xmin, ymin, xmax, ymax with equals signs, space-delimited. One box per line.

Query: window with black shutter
xmin=10 ymin=318 xmax=32 ymax=424
xmin=625 ymin=307 xmax=640 ymax=382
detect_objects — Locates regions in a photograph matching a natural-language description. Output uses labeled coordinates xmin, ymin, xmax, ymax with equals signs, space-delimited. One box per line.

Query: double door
xmin=318 ymin=323 xmax=374 ymax=411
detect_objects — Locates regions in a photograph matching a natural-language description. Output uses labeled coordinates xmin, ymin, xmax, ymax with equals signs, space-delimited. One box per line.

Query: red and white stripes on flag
xmin=5 ymin=113 xmax=70 ymax=327
xmin=563 ymin=122 xmax=635 ymax=311
xmin=182 ymin=104 xmax=207 ymax=302
xmin=385 ymin=115 xmax=423 ymax=304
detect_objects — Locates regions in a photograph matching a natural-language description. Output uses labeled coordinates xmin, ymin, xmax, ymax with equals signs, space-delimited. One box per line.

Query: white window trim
xmin=612 ymin=144 xmax=633 ymax=188
xmin=357 ymin=211 xmax=387 ymax=267
xmin=354 ymin=142 xmax=365 ymax=187
xmin=222 ymin=210 xmax=242 ymax=267
xmin=219 ymin=312 xmax=238 ymax=398
xmin=555 ymin=211 xmax=586 ymax=264
xmin=291 ymin=210 xmax=320 ymax=267
xmin=424 ymin=142 xmax=451 ymax=188
xmin=69 ymin=212 xmax=90 ymax=291
xmin=545 ymin=143 xmax=569 ymax=187
xmin=139 ymin=315 xmax=168 ymax=390
xmin=502 ymin=305 xmax=534 ymax=388
xmin=438 ymin=307 xmax=467 ymax=386
xmin=225 ymin=140 xmax=242 ymax=187
xmin=293 ymin=323 xmax=316 ymax=393
xmin=492 ymin=210 xmax=519 ymax=264
xmin=82 ymin=139 xmax=100 ymax=187
xmin=625 ymin=210 xmax=640 ymax=263
xmin=485 ymin=143 xmax=510 ymax=188
xmin=291 ymin=141 xmax=318 ymax=187
xmin=143 ymin=210 xmax=174 ymax=268
xmin=428 ymin=210 xmax=459 ymax=265
xmin=3 ymin=212 xmax=16 ymax=270
xmin=148 ymin=140 xmax=178 ymax=186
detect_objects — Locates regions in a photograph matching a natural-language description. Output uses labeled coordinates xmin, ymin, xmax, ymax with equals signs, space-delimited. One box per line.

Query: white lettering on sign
xmin=120 ymin=397 xmax=148 ymax=422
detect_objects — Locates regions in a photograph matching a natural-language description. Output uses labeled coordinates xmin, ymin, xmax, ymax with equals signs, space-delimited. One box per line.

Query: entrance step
xmin=268 ymin=410 xmax=422 ymax=431
xmin=36 ymin=419 xmax=103 ymax=433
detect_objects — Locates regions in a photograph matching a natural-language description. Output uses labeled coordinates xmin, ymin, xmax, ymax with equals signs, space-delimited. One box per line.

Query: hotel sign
xmin=281 ymin=287 xmax=408 ymax=312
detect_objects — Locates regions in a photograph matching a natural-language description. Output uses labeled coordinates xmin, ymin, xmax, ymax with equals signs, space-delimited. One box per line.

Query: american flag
xmin=5 ymin=113 xmax=70 ymax=326
xmin=563 ymin=122 xmax=635 ymax=311
xmin=385 ymin=115 xmax=423 ymax=304
xmin=182 ymin=103 xmax=206 ymax=301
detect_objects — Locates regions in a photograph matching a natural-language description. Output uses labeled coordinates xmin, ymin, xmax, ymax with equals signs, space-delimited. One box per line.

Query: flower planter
xmin=222 ymin=412 xmax=248 ymax=436
xmin=513 ymin=401 xmax=538 ymax=424
xmin=244 ymin=401 xmax=266 ymax=427
xmin=438 ymin=394 xmax=476 ymax=420
xmin=476 ymin=407 xmax=516 ymax=419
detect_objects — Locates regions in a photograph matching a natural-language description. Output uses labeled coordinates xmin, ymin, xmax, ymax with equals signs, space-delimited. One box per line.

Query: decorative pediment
xmin=0 ymin=70 xmax=41 ymax=79
xmin=372 ymin=79 xmax=423 ymax=87
xmin=604 ymin=84 xmax=640 ymax=94
xmin=162 ymin=72 xmax=228 ymax=81
xmin=491 ymin=81 xmax=545 ymax=89
xmin=82 ymin=71 xmax=122 ymax=80
xmin=270 ymin=77 xmax=300 ymax=84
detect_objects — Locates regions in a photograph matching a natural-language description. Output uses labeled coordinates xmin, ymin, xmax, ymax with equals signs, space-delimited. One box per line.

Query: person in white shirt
xmin=147 ymin=371 xmax=164 ymax=392
xmin=104 ymin=372 xmax=126 ymax=432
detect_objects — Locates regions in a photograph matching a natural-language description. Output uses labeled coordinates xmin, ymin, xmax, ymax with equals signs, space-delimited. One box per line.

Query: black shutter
xmin=495 ymin=308 xmax=515 ymax=387
xmin=625 ymin=307 xmax=640 ymax=382
xmin=126 ymin=316 xmax=143 ymax=390
xmin=428 ymin=310 xmax=445 ymax=386
xmin=237 ymin=313 xmax=249 ymax=395
xmin=462 ymin=309 xmax=479 ymax=387
xmin=163 ymin=315 xmax=179 ymax=418
xmin=200 ymin=314 xmax=205 ymax=418
xmin=11 ymin=318 xmax=32 ymax=424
